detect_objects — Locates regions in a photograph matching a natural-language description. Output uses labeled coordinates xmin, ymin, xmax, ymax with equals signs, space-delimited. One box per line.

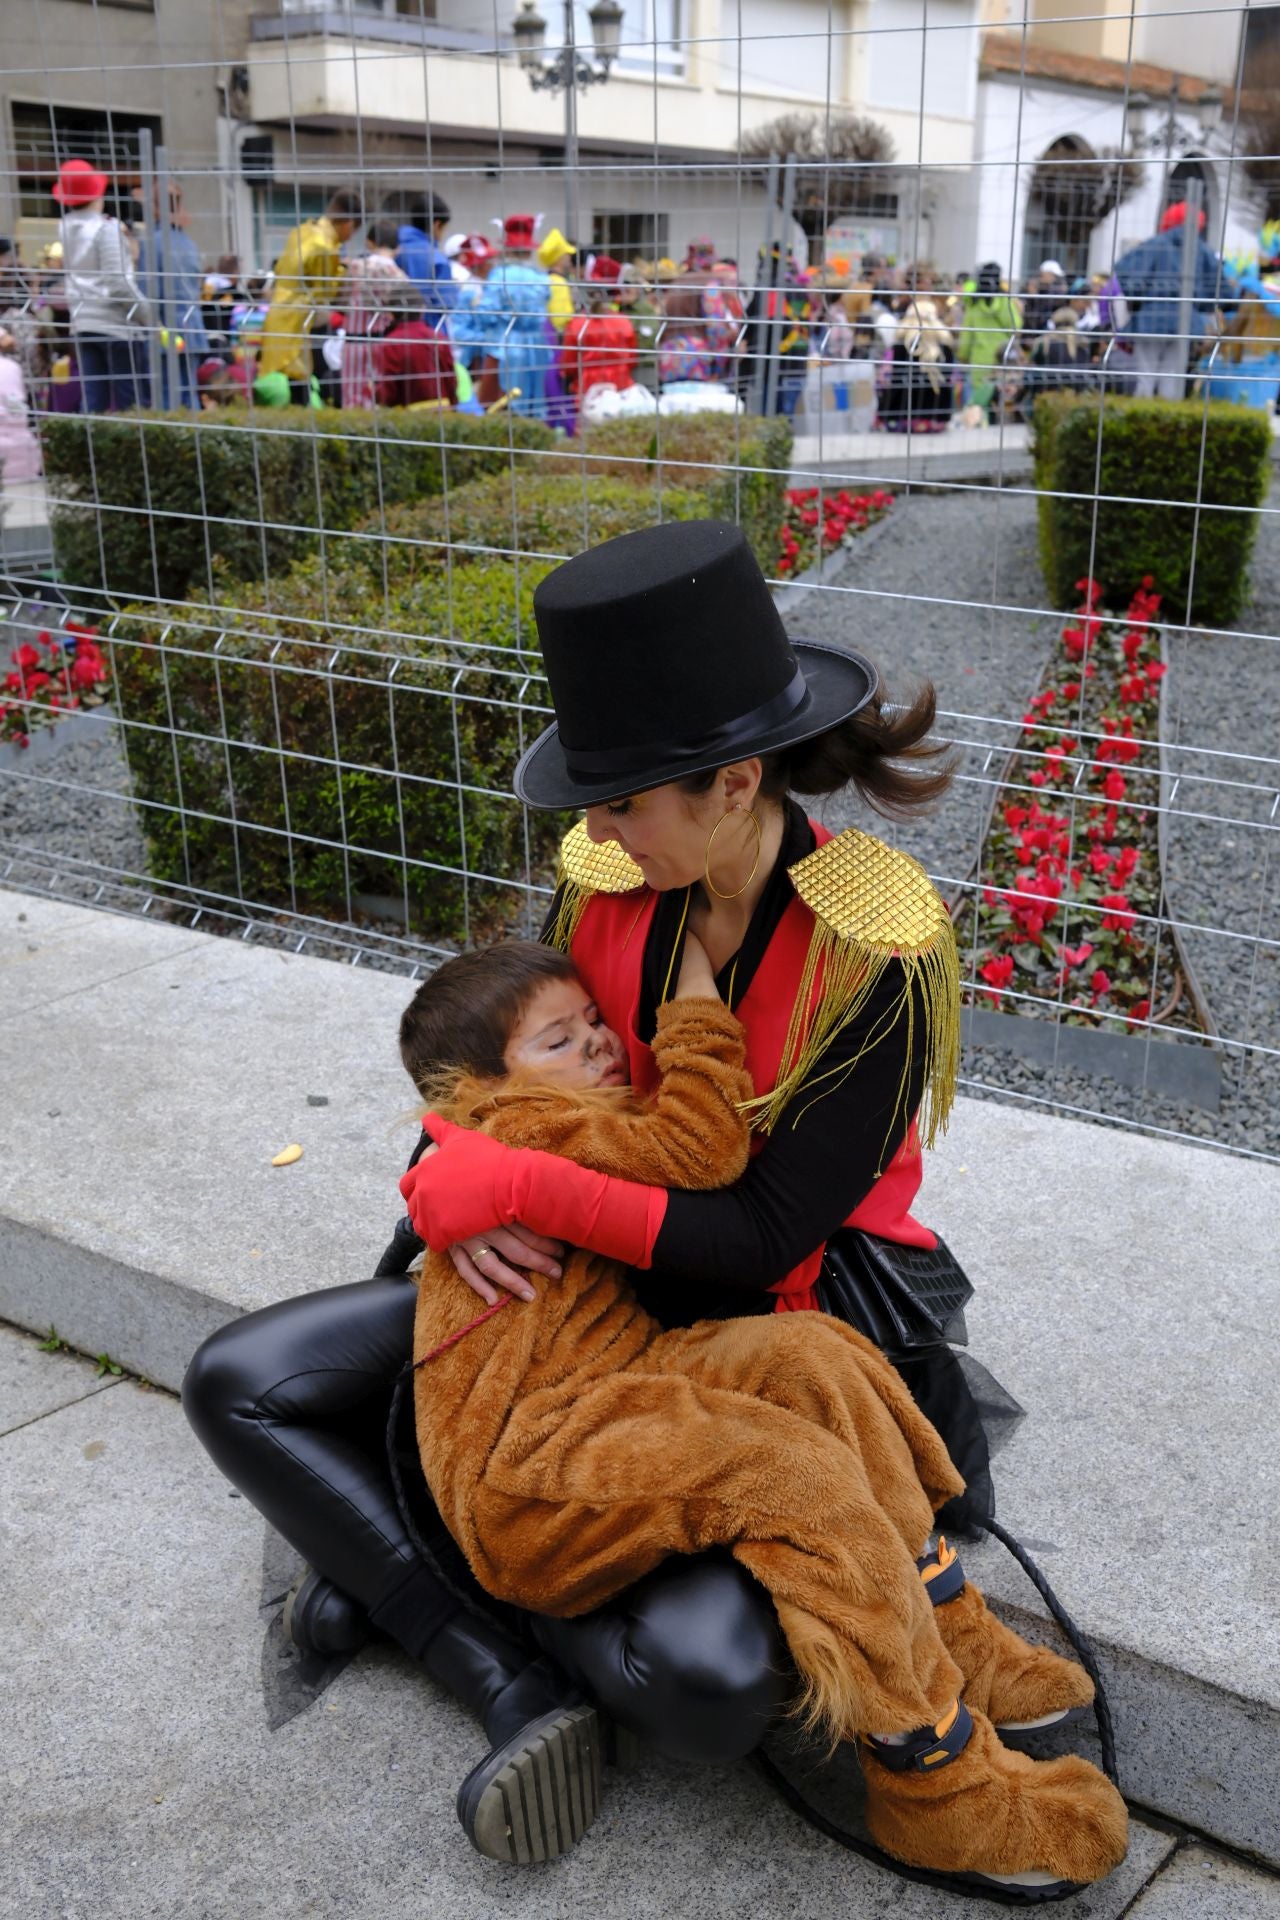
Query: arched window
xmin=1022 ymin=135 xmax=1097 ymax=283
xmin=1164 ymin=152 xmax=1215 ymax=238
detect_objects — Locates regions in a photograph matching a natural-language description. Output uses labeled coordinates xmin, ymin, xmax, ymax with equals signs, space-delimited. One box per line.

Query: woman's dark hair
xmin=680 ymin=678 xmax=955 ymax=821
xmin=327 ymin=188 xmax=364 ymax=223
xmin=399 ymin=940 xmax=576 ymax=1096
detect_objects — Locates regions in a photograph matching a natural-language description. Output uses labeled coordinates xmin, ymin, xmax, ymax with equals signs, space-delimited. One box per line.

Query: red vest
xmin=569 ymin=821 xmax=936 ymax=1312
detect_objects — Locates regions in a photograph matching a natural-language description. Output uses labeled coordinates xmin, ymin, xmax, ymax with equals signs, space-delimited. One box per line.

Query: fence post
xmin=1175 ymin=177 xmax=1204 ymax=399
xmin=136 ymin=128 xmax=162 ymax=408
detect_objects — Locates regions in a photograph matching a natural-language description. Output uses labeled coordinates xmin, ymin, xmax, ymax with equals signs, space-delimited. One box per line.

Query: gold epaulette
xmin=547 ymin=819 xmax=646 ymax=951
xmin=743 ymin=827 xmax=959 ymax=1150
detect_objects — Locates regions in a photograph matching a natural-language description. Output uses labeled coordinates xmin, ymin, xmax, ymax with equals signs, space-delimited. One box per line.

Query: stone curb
xmin=2 ymin=889 xmax=1277 ymax=1865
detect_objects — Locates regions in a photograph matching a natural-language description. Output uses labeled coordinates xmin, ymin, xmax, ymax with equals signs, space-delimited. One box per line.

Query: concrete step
xmin=2 ymin=887 xmax=1278 ymax=1867
xmin=2 ymin=1322 xmax=1197 ymax=1918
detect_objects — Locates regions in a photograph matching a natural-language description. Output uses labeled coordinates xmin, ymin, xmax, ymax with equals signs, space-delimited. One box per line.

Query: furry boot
xmin=919 ymin=1540 xmax=1094 ymax=1731
xmin=862 ymin=1699 xmax=1128 ymax=1893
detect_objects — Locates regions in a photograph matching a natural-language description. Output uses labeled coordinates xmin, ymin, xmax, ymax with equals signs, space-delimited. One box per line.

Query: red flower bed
xmin=778 ymin=486 xmax=893 ymax=577
xmin=1 ymin=621 xmax=111 ymax=748
xmin=964 ymin=575 xmax=1178 ymax=1034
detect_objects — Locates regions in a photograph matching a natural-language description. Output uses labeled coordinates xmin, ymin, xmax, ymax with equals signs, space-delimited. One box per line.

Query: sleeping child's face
xmin=503 ymin=974 xmax=629 ymax=1091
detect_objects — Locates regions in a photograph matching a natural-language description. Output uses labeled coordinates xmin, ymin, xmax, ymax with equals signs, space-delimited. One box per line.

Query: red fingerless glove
xmin=400 ymin=1118 xmax=667 ymax=1267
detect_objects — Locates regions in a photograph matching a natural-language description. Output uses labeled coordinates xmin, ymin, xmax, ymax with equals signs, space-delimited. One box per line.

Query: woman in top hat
xmin=183 ymin=521 xmax=1058 ymax=1871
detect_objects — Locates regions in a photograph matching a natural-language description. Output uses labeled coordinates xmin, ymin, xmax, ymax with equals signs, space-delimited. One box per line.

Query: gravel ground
xmin=783 ymin=479 xmax=1280 ymax=1160
xmin=781 ymin=483 xmax=1054 ymax=888
xmin=3 ymin=474 xmax=1277 ymax=1154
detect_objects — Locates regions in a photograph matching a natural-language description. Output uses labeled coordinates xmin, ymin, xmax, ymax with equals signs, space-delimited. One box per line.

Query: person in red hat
xmin=448 ymin=234 xmax=498 ymax=391
xmin=54 ymin=157 xmax=152 ymax=412
xmin=474 ymin=213 xmax=551 ymax=416
xmin=560 ymin=255 xmax=637 ymax=416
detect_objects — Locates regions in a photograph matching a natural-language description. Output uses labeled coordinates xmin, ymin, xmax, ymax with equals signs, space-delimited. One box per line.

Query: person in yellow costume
xmin=536 ymin=227 xmax=577 ymax=334
xmin=257 ymin=189 xmax=362 ymax=398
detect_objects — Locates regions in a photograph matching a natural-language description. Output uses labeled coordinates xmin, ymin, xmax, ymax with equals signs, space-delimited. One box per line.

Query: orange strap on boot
xmin=862 ymin=1698 xmax=974 ymax=1774
xmin=917 ymin=1536 xmax=966 ymax=1606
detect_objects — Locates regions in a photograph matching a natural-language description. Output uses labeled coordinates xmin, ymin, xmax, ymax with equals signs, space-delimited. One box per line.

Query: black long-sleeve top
xmin=555 ymin=802 xmax=927 ymax=1327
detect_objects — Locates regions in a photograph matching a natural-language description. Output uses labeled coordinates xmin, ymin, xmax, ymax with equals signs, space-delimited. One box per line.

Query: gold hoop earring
xmin=704 ymin=804 xmax=763 ymax=901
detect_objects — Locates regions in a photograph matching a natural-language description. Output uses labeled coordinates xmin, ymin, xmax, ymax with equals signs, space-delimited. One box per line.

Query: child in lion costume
xmin=401 ymin=937 xmax=1125 ymax=1898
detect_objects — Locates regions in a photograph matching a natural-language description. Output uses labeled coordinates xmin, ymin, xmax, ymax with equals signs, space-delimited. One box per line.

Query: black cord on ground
xmin=980 ymin=1516 xmax=1118 ymax=1785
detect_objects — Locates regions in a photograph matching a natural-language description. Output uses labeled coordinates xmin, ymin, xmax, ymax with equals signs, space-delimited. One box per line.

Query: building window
xmin=1021 ymin=136 xmax=1098 ymax=284
xmin=612 ymin=0 xmax=682 ymax=73
xmin=591 ymin=211 xmax=670 ymax=260
xmin=11 ymin=102 xmax=163 ymax=219
xmin=256 ymin=186 xmax=346 ymax=269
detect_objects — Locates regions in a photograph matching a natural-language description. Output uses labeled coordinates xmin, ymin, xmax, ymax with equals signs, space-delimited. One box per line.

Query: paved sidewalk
xmin=3 ymin=890 xmax=1280 ymax=1869
xmin=10 ymin=1320 xmax=1268 ymax=1920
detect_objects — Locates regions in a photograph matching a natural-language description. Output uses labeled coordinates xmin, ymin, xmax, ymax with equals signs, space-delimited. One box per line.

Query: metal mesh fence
xmin=1 ymin=0 xmax=1277 ymax=1161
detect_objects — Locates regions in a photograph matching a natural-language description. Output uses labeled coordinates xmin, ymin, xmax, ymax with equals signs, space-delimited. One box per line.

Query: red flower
xmin=1088 ymin=847 xmax=1113 ymax=874
xmin=1099 ymin=892 xmax=1135 ymax=931
xmin=978 ymin=954 xmax=1015 ymax=1002
xmin=1091 ymin=968 xmax=1112 ymax=998
xmin=1127 ymin=999 xmax=1152 ymax=1025
xmin=1103 ymin=770 xmax=1127 ymax=802
xmin=1060 ymin=942 xmax=1094 ymax=970
xmin=1004 ymin=804 xmax=1029 ymax=832
xmin=13 ymin=643 xmax=40 ymax=672
xmin=1145 ymin=659 xmax=1167 ymax=683
xmin=70 ymin=647 xmax=107 ymax=692
xmin=1028 ymin=770 xmax=1047 ymax=787
xmin=1113 ymin=845 xmax=1139 ymax=883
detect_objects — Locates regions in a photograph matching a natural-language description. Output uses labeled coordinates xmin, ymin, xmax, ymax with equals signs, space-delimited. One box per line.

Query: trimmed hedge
xmin=97 ymin=407 xmax=795 ymax=944
xmin=575 ymin=415 xmax=793 ymax=577
xmin=111 ymin=560 xmax=563 ymax=940
xmin=352 ymin=472 xmax=720 ymax=587
xmin=1031 ymin=393 xmax=1271 ymax=625
xmin=43 ymin=408 xmax=556 ymax=608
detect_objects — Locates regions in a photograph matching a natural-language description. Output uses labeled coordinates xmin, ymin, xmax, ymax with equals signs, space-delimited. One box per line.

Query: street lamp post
xmin=512 ymin=0 xmax=623 ymax=253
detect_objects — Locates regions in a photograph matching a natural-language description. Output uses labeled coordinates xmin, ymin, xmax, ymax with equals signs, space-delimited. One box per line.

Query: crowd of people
xmin=3 ymin=157 xmax=1280 ymax=475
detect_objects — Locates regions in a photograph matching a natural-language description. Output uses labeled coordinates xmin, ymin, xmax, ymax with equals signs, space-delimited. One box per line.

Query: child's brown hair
xmin=399 ymin=939 xmax=577 ymax=1097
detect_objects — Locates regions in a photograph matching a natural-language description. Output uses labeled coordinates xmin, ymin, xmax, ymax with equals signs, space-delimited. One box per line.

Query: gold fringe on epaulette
xmin=738 ymin=916 xmax=960 ymax=1163
xmin=546 ymin=821 xmax=647 ymax=953
xmin=546 ymin=872 xmax=593 ymax=953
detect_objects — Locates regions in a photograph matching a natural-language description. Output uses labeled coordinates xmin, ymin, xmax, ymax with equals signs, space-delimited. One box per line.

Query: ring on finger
xmin=473 ymin=1244 xmax=491 ymax=1261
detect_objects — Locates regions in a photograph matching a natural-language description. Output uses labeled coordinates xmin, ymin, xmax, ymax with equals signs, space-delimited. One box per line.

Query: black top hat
xmin=514 ymin=520 xmax=877 ymax=810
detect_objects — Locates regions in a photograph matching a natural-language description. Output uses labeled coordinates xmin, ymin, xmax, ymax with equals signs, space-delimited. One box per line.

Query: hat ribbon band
xmin=561 ymin=665 xmax=809 ymax=780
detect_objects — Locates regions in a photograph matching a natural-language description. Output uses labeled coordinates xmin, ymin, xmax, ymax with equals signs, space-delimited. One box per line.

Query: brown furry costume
xmin=415 ymin=998 xmax=1049 ymax=1739
xmin=412 ymin=996 xmax=1126 ymax=1884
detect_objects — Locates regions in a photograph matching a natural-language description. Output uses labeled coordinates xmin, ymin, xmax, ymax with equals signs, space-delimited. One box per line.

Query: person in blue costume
xmin=448 ymin=232 xmax=497 ymax=371
xmin=476 ymin=213 xmax=552 ymax=419
xmin=392 ymin=191 xmax=456 ymax=332
xmin=1113 ymin=201 xmax=1229 ymax=398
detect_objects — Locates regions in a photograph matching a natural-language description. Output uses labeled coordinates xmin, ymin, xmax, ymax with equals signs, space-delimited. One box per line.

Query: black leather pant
xmin=182 ymin=1276 xmax=790 ymax=1764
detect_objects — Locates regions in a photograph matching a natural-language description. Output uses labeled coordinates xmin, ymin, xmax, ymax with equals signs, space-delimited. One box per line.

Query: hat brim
xmin=53 ymin=173 xmax=109 ymax=206
xmin=514 ymin=640 xmax=877 ymax=810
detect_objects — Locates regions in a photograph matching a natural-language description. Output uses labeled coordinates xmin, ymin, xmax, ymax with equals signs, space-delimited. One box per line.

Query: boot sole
xmin=457 ymin=1702 xmax=604 ymax=1864
xmin=996 ymin=1705 xmax=1089 ymax=1736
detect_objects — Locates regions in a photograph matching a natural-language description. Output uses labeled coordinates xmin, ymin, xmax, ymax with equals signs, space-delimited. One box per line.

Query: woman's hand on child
xmin=450 ymin=1225 xmax=564 ymax=1306
xmin=675 ymin=930 xmax=719 ymax=1001
xmin=401 ymin=1125 xmax=563 ymax=1304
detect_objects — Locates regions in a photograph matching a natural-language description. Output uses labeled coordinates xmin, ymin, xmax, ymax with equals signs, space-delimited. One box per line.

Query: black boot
xmin=421 ymin=1609 xmax=606 ymax=1864
xmin=283 ymin=1569 xmax=373 ymax=1658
